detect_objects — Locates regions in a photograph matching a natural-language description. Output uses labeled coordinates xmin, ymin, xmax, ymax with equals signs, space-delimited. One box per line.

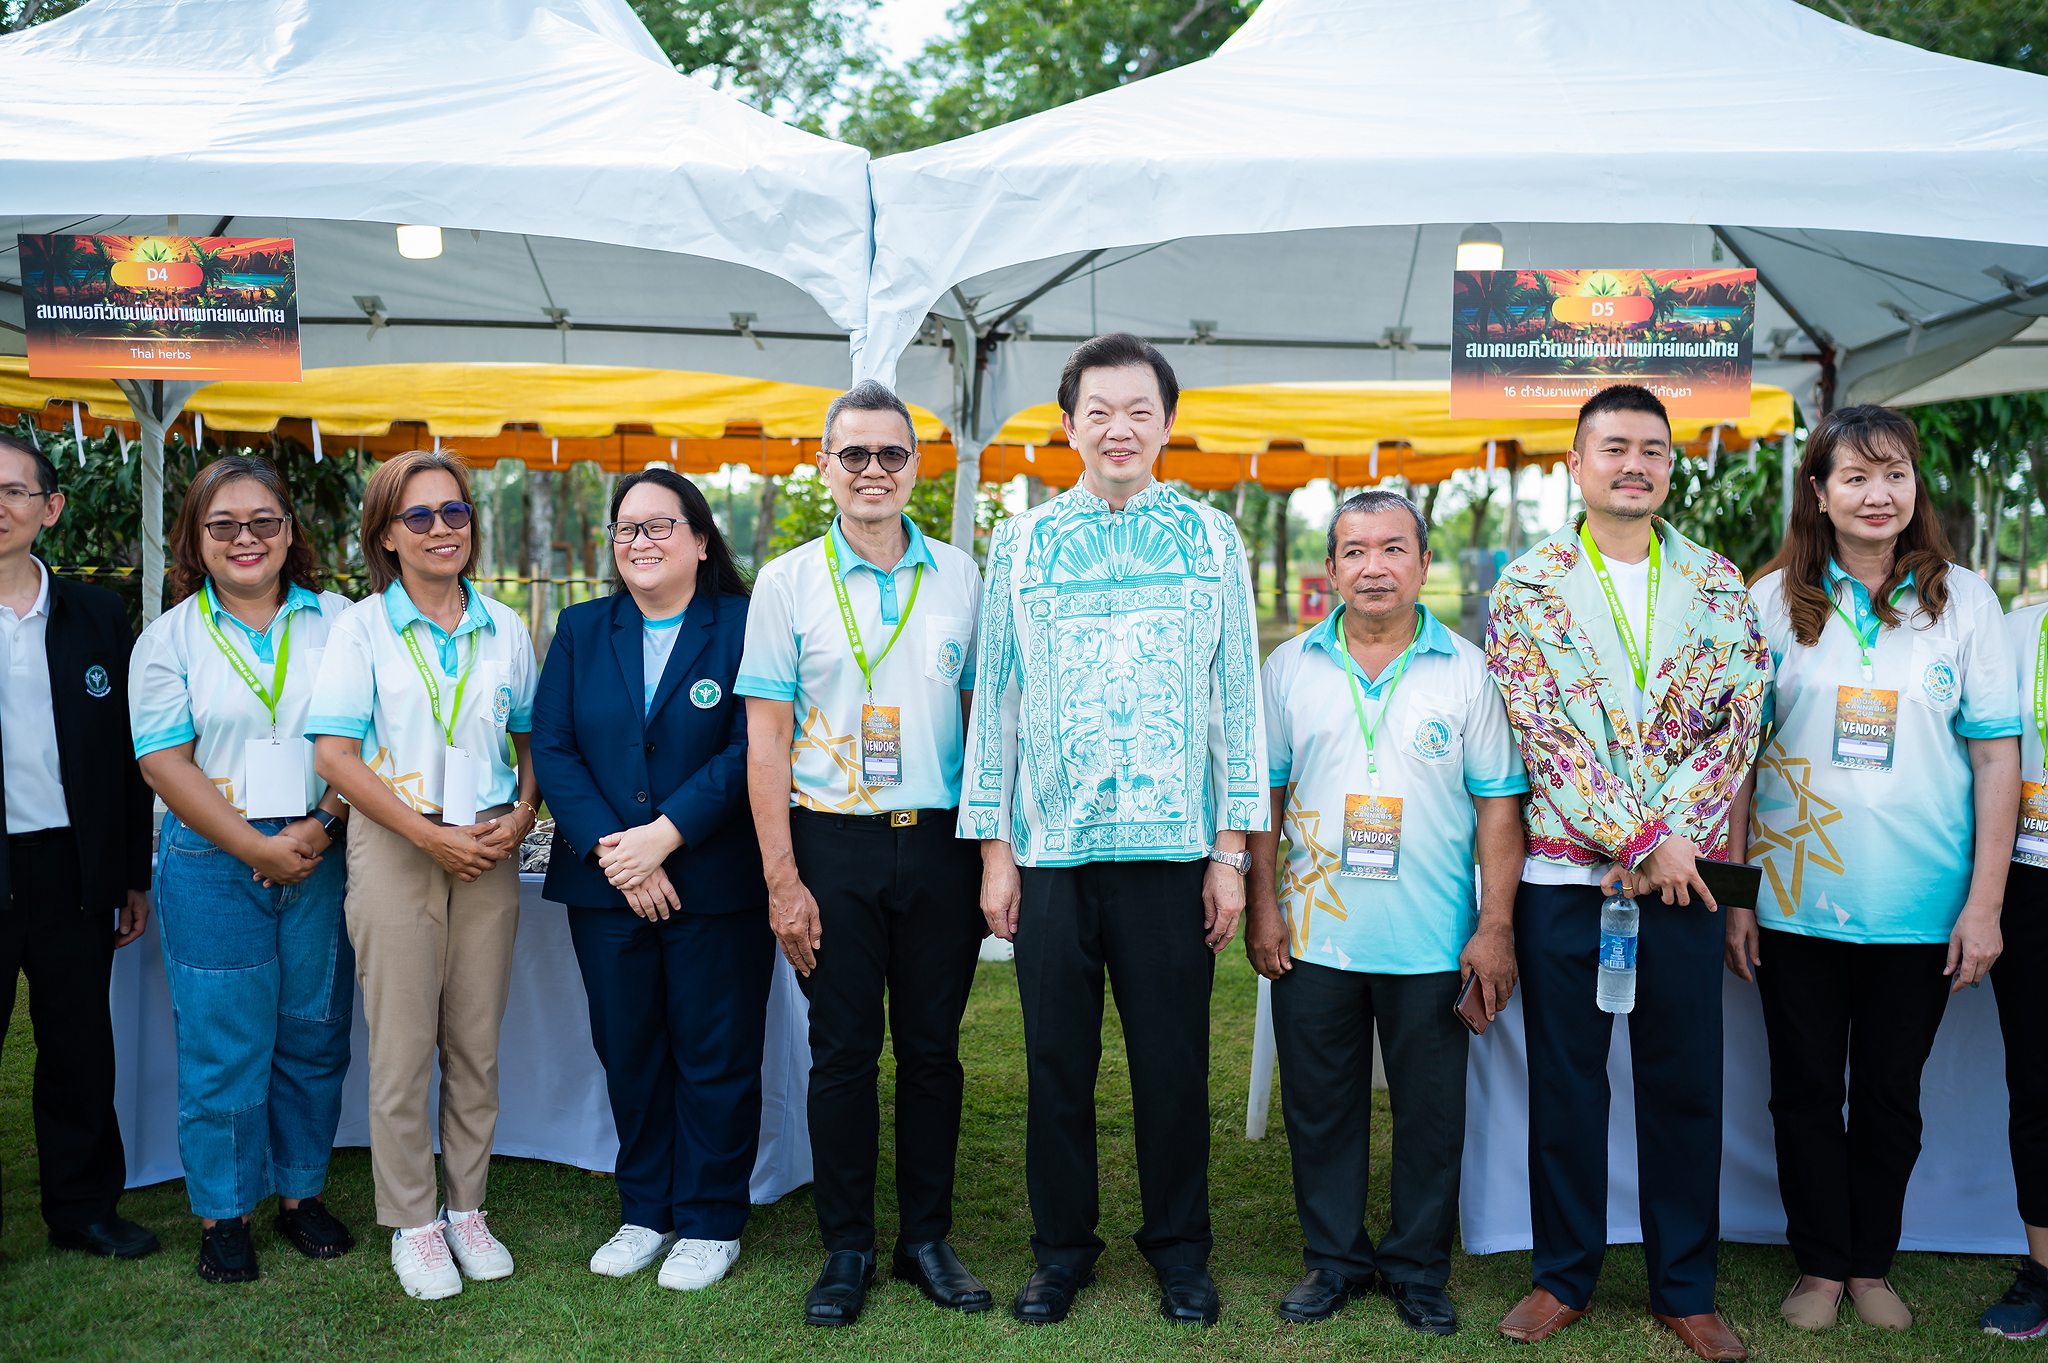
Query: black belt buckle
xmin=889 ymin=810 xmax=918 ymax=828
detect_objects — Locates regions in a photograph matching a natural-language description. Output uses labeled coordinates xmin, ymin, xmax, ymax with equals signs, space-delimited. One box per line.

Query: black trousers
xmin=567 ymin=905 xmax=774 ymax=1240
xmin=1515 ymin=881 xmax=1723 ymax=1317
xmin=1756 ymin=926 xmax=1953 ymax=1281
xmin=0 ymin=829 xmax=127 ymax=1235
xmin=1015 ymin=857 xmax=1214 ymax=1272
xmin=1271 ymin=961 xmax=1466 ymax=1287
xmin=1997 ymin=862 xmax=2048 ymax=1228
xmin=790 ymin=808 xmax=984 ymax=1253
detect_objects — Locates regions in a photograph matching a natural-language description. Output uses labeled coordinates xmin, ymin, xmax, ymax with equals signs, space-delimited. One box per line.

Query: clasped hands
xmin=418 ymin=805 xmax=537 ymax=885
xmin=597 ymin=816 xmax=685 ymax=920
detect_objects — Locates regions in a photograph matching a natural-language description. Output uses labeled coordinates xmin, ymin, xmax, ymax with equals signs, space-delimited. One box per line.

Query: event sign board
xmin=17 ymin=234 xmax=301 ymax=381
xmin=1450 ymin=268 xmax=1755 ymax=419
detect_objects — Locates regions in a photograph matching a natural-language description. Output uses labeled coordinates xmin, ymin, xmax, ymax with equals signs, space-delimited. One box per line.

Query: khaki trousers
xmin=344 ymin=809 xmax=520 ymax=1228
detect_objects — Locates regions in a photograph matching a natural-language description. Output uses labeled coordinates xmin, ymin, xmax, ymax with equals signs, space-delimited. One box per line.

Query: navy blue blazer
xmin=531 ymin=589 xmax=765 ymax=913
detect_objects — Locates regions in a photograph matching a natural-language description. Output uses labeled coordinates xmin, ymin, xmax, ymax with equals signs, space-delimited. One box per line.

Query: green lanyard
xmin=2034 ymin=613 xmax=2047 ymax=771
xmin=1580 ymin=523 xmax=1658 ymax=692
xmin=398 ymin=590 xmax=480 ymax=747
xmin=199 ymin=580 xmax=292 ymax=735
xmin=823 ymin=527 xmax=923 ymax=698
xmin=1826 ymin=577 xmax=1910 ymax=680
xmin=1336 ymin=605 xmax=1419 ymax=788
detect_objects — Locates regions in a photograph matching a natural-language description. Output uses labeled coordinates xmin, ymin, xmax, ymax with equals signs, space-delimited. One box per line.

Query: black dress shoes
xmin=1386 ymin=1279 xmax=1459 ymax=1335
xmin=893 ymin=1240 xmax=993 ymax=1313
xmin=1278 ymin=1267 xmax=1372 ymax=1323
xmin=49 ymin=1216 xmax=160 ymax=1260
xmin=1012 ymin=1263 xmax=1092 ymax=1325
xmin=804 ymin=1249 xmax=876 ymax=1327
xmin=1157 ymin=1264 xmax=1221 ymax=1327
xmin=197 ymin=1220 xmax=259 ymax=1283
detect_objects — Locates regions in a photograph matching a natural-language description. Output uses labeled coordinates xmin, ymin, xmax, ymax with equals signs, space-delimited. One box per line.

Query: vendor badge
xmin=861 ymin=704 xmax=902 ymax=787
xmin=1832 ymin=686 xmax=1898 ymax=771
xmin=1341 ymin=793 xmax=1402 ymax=880
xmin=2017 ymin=781 xmax=2048 ymax=869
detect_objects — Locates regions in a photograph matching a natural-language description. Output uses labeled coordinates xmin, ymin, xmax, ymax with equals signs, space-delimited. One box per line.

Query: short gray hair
xmin=824 ymin=379 xmax=917 ymax=451
xmin=1327 ymin=489 xmax=1429 ymax=558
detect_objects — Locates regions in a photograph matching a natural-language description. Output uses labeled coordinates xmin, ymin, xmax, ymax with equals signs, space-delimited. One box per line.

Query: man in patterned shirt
xmin=963 ymin=334 xmax=1268 ymax=1329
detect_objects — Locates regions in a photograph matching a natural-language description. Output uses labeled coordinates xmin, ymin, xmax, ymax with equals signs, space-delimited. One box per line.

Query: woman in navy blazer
xmin=530 ymin=469 xmax=770 ymax=1292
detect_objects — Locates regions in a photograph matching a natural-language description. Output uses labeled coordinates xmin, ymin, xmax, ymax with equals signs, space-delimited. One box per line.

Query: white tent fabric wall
xmin=863 ymin=0 xmax=2048 ymax=443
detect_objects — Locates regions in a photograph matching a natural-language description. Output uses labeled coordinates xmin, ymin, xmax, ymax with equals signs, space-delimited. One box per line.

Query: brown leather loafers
xmin=1654 ymin=1310 xmax=1750 ymax=1360
xmin=1498 ymin=1287 xmax=1588 ymax=1342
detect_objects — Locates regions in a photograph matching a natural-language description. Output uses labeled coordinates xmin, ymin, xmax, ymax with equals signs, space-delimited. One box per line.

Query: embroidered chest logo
xmin=1412 ymin=717 xmax=1453 ymax=760
xmin=491 ymin=683 xmax=513 ymax=724
xmin=690 ymin=679 xmax=722 ymax=709
xmin=1921 ymin=659 xmax=1957 ymax=705
xmin=935 ymin=637 xmax=964 ymax=683
xmin=84 ymin=664 xmax=110 ymax=698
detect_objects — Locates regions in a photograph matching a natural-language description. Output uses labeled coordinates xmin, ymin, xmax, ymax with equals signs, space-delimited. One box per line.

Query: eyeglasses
xmin=392 ymin=502 xmax=473 ymax=534
xmin=826 ymin=445 xmax=913 ymax=474
xmin=0 ymin=488 xmax=54 ymax=509
xmin=203 ymin=515 xmax=291 ymax=542
xmin=607 ymin=518 xmax=684 ymax=544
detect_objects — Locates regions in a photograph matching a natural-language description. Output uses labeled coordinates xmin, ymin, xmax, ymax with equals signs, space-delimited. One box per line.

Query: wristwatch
xmin=311 ymin=807 xmax=346 ymax=838
xmin=1207 ymin=846 xmax=1250 ymax=875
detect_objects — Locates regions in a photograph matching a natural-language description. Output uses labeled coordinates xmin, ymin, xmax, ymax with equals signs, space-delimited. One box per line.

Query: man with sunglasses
xmin=0 ymin=432 xmax=159 ymax=1260
xmin=738 ymin=380 xmax=989 ymax=1328
xmin=965 ymin=334 xmax=1266 ymax=1329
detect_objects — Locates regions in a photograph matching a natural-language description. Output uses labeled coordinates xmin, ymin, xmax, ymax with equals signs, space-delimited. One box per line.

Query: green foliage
xmin=1911 ymin=393 xmax=2048 ymax=566
xmin=767 ymin=467 xmax=1008 ymax=562
xmin=1666 ymin=443 xmax=1792 ymax=579
xmin=839 ymin=0 xmax=1257 ymax=155
xmin=1797 ymin=0 xmax=2048 ymax=74
xmin=3 ymin=0 xmax=85 ymax=31
xmin=630 ymin=0 xmax=879 ymax=129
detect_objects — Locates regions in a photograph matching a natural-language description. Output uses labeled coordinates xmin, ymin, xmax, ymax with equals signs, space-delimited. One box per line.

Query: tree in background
xmin=767 ymin=466 xmax=1007 ymax=561
xmin=629 ymin=0 xmax=880 ymax=130
xmin=1796 ymin=0 xmax=2047 ymax=74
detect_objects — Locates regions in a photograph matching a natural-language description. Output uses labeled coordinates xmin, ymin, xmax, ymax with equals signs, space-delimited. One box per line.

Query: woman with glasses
xmin=1734 ymin=405 xmax=2018 ymax=1332
xmin=130 ymin=456 xmax=357 ymax=1283
xmin=306 ymin=450 xmax=539 ymax=1301
xmin=529 ymin=469 xmax=767 ymax=1290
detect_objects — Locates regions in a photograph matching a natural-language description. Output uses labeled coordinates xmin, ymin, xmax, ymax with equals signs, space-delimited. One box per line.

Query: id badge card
xmin=242 ymin=737 xmax=309 ymax=819
xmin=1832 ymin=686 xmax=1898 ymax=771
xmin=441 ymin=745 xmax=480 ymax=826
xmin=2017 ymin=779 xmax=2048 ymax=868
xmin=861 ymin=705 xmax=902 ymax=787
xmin=1340 ymin=793 xmax=1402 ymax=880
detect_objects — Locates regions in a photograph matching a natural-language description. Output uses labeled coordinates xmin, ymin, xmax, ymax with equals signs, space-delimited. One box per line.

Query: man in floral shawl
xmin=1486 ymin=385 xmax=1768 ymax=1363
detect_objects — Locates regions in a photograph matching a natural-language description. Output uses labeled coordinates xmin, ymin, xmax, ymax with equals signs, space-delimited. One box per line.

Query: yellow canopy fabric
xmin=0 ymin=358 xmax=947 ymax=442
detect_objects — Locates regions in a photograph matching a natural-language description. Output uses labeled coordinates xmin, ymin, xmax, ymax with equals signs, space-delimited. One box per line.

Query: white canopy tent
xmin=0 ymin=0 xmax=873 ymax=616
xmin=861 ymin=0 xmax=2048 ymax=542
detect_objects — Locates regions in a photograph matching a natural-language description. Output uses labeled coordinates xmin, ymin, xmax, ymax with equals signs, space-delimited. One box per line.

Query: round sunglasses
xmin=826 ymin=445 xmax=913 ymax=474
xmin=391 ymin=501 xmax=473 ymax=534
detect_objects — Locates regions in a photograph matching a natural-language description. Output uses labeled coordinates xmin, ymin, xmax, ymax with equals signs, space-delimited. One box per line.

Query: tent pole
xmin=944 ymin=315 xmax=985 ymax=553
xmin=112 ymin=377 xmax=206 ymax=624
xmin=1780 ymin=431 xmax=1797 ymax=543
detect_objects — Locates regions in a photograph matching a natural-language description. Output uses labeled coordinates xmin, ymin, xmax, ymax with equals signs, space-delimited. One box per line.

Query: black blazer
xmin=530 ymin=589 xmax=764 ymax=913
xmin=0 ymin=575 xmax=153 ymax=908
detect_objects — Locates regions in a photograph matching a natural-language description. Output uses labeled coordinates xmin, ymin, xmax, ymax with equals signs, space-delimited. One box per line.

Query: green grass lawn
xmin=0 ymin=949 xmax=2025 ymax=1361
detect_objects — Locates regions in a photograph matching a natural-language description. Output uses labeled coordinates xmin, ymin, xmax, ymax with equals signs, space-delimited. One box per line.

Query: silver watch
xmin=1207 ymin=847 xmax=1250 ymax=875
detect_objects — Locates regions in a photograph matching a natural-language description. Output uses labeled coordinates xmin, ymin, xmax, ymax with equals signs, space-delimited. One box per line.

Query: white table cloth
xmin=111 ymin=874 xmax=814 ymax=1205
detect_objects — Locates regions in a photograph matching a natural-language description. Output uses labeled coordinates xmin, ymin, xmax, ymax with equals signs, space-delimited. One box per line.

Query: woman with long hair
xmin=306 ymin=450 xmax=539 ymax=1301
xmin=529 ymin=468 xmax=769 ymax=1291
xmin=130 ymin=455 xmax=358 ymax=1282
xmin=1734 ymin=405 xmax=2018 ymax=1332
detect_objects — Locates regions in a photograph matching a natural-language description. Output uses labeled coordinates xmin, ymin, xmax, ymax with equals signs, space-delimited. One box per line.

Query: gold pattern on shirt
xmin=1750 ymin=741 xmax=1847 ymax=916
xmin=368 ymin=745 xmax=442 ymax=816
xmin=1279 ymin=782 xmax=1348 ymax=956
xmin=790 ymin=706 xmax=884 ymax=814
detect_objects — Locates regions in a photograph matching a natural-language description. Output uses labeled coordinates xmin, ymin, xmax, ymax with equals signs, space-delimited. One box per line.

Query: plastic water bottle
xmin=1596 ymin=890 xmax=1639 ymax=1014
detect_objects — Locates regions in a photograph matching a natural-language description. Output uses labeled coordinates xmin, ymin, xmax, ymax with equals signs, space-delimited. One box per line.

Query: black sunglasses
xmin=203 ymin=514 xmax=291 ymax=542
xmin=392 ymin=502 xmax=473 ymax=534
xmin=827 ymin=445 xmax=913 ymax=474
xmin=607 ymin=517 xmax=685 ymax=544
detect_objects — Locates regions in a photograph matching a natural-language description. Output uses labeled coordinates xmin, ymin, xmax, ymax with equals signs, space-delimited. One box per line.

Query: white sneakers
xmin=658 ymin=1238 xmax=741 ymax=1291
xmin=391 ymin=1220 xmax=462 ymax=1301
xmin=442 ymin=1207 xmax=515 ymax=1281
xmin=589 ymin=1224 xmax=679 ymax=1277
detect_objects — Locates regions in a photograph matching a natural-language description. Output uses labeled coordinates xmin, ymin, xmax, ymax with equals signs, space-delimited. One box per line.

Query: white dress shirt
xmin=0 ymin=557 xmax=69 ymax=832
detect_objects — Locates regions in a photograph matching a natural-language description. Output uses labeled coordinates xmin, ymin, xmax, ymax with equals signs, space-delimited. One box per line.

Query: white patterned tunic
xmin=959 ymin=478 xmax=1268 ymax=866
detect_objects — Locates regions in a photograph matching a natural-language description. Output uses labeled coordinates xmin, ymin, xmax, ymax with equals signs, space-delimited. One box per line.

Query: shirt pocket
xmin=924 ymin=615 xmax=972 ymax=687
xmin=1907 ymin=637 xmax=1961 ymax=715
xmin=1405 ymin=703 xmax=1463 ymax=766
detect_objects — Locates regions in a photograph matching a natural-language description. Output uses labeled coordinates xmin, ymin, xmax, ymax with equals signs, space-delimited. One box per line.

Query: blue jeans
xmin=157 ymin=812 xmax=354 ymax=1219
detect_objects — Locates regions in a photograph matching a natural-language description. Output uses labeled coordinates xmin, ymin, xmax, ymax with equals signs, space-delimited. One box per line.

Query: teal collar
xmin=205 ymin=581 xmax=321 ymax=645
xmin=1826 ymin=557 xmax=1916 ymax=598
xmin=829 ymin=514 xmax=935 ymax=580
xmin=1067 ymin=474 xmax=1171 ymax=516
xmin=1310 ymin=603 xmax=1455 ymax=691
xmin=382 ymin=577 xmax=493 ymax=641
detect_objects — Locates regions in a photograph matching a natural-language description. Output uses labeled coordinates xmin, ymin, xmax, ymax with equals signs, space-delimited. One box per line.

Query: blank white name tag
xmin=243 ymin=738 xmax=309 ymax=819
xmin=441 ymin=746 xmax=480 ymax=826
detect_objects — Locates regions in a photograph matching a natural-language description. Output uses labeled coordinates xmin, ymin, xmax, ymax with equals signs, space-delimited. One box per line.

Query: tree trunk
xmin=527 ymin=468 xmax=555 ymax=653
xmin=1026 ymin=475 xmax=1047 ymax=508
xmin=752 ymin=474 xmax=779 ymax=565
xmin=1272 ymin=492 xmax=1292 ymax=624
xmin=1467 ymin=483 xmax=1495 ymax=549
xmin=473 ymin=464 xmax=496 ymax=581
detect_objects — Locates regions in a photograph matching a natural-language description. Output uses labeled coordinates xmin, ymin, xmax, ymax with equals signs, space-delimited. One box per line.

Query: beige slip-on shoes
xmin=1780 ymin=1280 xmax=1842 ymax=1330
xmin=1852 ymin=1279 xmax=1913 ymax=1331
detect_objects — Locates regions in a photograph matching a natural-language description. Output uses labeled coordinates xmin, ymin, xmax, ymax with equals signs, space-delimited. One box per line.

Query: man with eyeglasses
xmin=0 ymin=432 xmax=159 ymax=1260
xmin=965 ymin=334 xmax=1266 ymax=1329
xmin=737 ymin=380 xmax=989 ymax=1327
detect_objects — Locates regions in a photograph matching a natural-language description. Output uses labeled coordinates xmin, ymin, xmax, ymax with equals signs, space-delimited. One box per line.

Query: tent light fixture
xmin=396 ymin=224 xmax=443 ymax=259
xmin=1456 ymin=224 xmax=1505 ymax=272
